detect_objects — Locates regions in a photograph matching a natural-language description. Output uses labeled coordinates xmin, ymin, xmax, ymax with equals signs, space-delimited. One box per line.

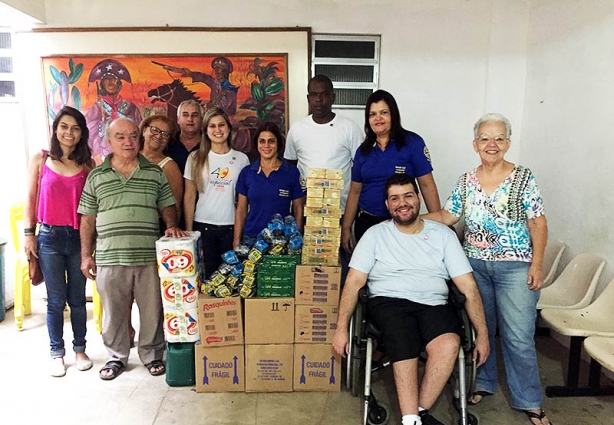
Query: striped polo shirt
xmin=78 ymin=153 xmax=175 ymax=265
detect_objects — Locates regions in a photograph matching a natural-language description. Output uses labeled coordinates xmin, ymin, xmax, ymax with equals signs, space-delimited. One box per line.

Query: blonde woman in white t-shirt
xmin=183 ymin=107 xmax=249 ymax=278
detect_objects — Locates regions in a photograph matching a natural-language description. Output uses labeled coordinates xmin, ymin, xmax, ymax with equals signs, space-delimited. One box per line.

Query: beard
xmin=390 ymin=207 xmax=419 ymax=226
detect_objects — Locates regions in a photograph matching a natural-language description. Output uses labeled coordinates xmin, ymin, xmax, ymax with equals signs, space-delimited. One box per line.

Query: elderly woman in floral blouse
xmin=424 ymin=113 xmax=552 ymax=425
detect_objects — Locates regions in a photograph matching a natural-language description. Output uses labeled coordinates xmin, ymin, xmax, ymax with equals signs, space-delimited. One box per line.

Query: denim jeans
xmin=38 ymin=224 xmax=87 ymax=358
xmin=469 ymin=258 xmax=543 ymax=410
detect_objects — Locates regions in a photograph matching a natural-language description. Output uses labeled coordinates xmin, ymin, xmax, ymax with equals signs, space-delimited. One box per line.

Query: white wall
xmin=522 ymin=0 xmax=614 ymax=296
xmin=25 ymin=0 xmax=529 ymax=201
xmin=3 ymin=0 xmax=612 ymax=317
xmin=1 ymin=0 xmax=532 ymax=304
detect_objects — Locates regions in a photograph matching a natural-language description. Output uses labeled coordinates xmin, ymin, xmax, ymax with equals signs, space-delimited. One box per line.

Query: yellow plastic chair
xmin=92 ymin=280 xmax=103 ymax=333
xmin=9 ymin=201 xmax=33 ymax=330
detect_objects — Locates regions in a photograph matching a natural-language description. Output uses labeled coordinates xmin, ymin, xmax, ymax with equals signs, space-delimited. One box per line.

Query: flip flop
xmin=145 ymin=360 xmax=166 ymax=376
xmin=523 ymin=409 xmax=554 ymax=425
xmin=468 ymin=390 xmax=493 ymax=405
xmin=99 ymin=360 xmax=126 ymax=381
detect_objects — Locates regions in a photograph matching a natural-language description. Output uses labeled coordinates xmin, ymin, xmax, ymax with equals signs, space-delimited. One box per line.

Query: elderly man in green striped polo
xmin=78 ymin=117 xmax=186 ymax=381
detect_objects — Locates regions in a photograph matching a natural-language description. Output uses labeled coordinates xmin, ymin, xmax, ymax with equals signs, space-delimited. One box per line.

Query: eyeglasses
xmin=475 ymin=134 xmax=508 ymax=145
xmin=149 ymin=125 xmax=171 ymax=140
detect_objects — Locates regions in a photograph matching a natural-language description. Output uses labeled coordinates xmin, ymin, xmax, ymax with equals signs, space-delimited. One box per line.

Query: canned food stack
xmin=302 ymin=168 xmax=343 ymax=266
xmin=202 ymin=214 xmax=303 ymax=299
xmin=155 ymin=231 xmax=203 ymax=343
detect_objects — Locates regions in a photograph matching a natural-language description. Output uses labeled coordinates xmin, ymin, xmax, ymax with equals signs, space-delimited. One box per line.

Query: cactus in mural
xmin=47 ymin=58 xmax=84 ymax=119
xmin=240 ymin=58 xmax=285 ymax=130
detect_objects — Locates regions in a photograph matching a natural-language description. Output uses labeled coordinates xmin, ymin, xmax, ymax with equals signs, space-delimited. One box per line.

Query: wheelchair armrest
xmin=447 ymin=280 xmax=466 ymax=308
xmin=358 ymin=286 xmax=368 ymax=303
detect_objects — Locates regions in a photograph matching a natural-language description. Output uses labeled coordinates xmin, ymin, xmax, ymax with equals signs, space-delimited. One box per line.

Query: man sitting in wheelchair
xmin=333 ymin=173 xmax=489 ymax=425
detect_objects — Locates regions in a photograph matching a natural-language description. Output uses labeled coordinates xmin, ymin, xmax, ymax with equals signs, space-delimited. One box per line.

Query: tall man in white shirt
xmin=284 ymin=75 xmax=363 ymax=275
xmin=284 ymin=75 xmax=363 ymax=212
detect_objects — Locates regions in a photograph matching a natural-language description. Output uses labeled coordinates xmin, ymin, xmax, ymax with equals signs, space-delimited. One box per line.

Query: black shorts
xmin=367 ymin=296 xmax=461 ymax=363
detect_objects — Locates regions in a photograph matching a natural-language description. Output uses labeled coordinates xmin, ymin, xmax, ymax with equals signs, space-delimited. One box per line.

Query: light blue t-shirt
xmin=349 ymin=219 xmax=472 ymax=306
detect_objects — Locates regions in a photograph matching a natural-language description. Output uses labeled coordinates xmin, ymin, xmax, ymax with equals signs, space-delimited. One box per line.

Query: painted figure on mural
xmin=86 ymin=59 xmax=142 ymax=164
xmin=179 ymin=56 xmax=239 ymax=117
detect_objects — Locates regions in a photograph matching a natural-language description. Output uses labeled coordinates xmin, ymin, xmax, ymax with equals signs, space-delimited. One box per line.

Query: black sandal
xmin=99 ymin=360 xmax=126 ymax=381
xmin=523 ymin=409 xmax=553 ymax=425
xmin=467 ymin=390 xmax=493 ymax=405
xmin=145 ymin=359 xmax=166 ymax=376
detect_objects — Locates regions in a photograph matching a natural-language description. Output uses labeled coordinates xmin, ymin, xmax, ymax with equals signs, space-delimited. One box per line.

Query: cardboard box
xmin=295 ymin=265 xmax=341 ymax=306
xmin=305 ymin=216 xmax=340 ymax=227
xmin=160 ymin=275 xmax=199 ymax=309
xmin=197 ymin=295 xmax=243 ymax=347
xmin=245 ymin=344 xmax=293 ymax=392
xmin=293 ymin=344 xmax=341 ymax=391
xmin=156 ymin=231 xmax=202 ymax=278
xmin=306 ymin=178 xmax=344 ymax=190
xmin=244 ymin=297 xmax=294 ymax=344
xmin=163 ymin=308 xmax=200 ymax=343
xmin=195 ymin=344 xmax=245 ymax=392
xmin=302 ymin=233 xmax=341 ymax=247
xmin=301 ymin=255 xmax=340 ymax=267
xmin=304 ymin=206 xmax=342 ymax=218
xmin=295 ymin=305 xmax=339 ymax=343
xmin=306 ymin=197 xmax=341 ymax=208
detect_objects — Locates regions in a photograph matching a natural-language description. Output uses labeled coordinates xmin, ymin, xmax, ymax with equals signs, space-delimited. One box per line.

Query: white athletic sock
xmin=418 ymin=407 xmax=426 ymax=412
xmin=402 ymin=414 xmax=421 ymax=425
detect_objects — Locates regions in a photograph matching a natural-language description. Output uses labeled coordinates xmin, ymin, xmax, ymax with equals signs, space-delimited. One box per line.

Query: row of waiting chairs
xmin=537 ymin=241 xmax=614 ymax=397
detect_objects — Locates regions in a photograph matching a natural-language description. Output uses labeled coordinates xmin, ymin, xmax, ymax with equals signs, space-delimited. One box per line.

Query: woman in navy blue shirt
xmin=234 ymin=123 xmax=305 ymax=246
xmin=341 ymin=90 xmax=441 ymax=253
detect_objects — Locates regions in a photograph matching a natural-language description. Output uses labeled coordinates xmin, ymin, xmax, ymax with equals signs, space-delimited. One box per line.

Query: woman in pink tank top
xmin=24 ymin=106 xmax=94 ymax=377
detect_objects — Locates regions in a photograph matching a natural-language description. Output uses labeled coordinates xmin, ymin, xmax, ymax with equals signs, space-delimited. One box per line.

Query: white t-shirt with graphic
xmin=184 ymin=149 xmax=250 ymax=225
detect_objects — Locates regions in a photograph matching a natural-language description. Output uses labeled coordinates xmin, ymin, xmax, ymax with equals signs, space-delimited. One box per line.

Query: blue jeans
xmin=38 ymin=224 xmax=87 ymax=358
xmin=469 ymin=258 xmax=543 ymax=410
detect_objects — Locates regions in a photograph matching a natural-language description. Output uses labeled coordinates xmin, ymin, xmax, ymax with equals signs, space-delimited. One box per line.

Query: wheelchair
xmin=346 ymin=282 xmax=478 ymax=425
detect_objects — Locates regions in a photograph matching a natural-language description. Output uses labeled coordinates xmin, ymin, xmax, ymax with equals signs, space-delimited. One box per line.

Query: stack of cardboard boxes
xmin=293 ymin=265 xmax=341 ymax=391
xmin=194 ymin=263 xmax=342 ymax=393
xmin=195 ymin=295 xmax=245 ymax=392
xmin=302 ymin=168 xmax=343 ymax=266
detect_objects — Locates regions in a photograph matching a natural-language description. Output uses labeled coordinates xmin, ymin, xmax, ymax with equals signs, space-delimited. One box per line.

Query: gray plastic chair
xmin=541 ymin=278 xmax=614 ymax=397
xmin=537 ymin=253 xmax=605 ymax=310
xmin=541 ymin=240 xmax=566 ymax=289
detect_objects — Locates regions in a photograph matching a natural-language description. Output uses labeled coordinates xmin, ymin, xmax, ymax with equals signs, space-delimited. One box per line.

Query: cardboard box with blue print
xmin=195 ymin=343 xmax=245 ymax=392
xmin=197 ymin=294 xmax=243 ymax=347
xmin=244 ymin=297 xmax=294 ymax=344
xmin=245 ymin=344 xmax=294 ymax=392
xmin=294 ymin=265 xmax=341 ymax=306
xmin=295 ymin=304 xmax=338 ymax=344
xmin=293 ymin=343 xmax=341 ymax=392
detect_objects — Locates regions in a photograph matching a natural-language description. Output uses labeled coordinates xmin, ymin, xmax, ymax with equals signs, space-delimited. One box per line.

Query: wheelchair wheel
xmin=350 ymin=297 xmax=366 ymax=397
xmin=367 ymin=401 xmax=390 ymax=425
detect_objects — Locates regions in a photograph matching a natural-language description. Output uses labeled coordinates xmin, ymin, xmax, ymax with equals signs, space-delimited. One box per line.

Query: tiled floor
xmin=1 ymin=292 xmax=613 ymax=425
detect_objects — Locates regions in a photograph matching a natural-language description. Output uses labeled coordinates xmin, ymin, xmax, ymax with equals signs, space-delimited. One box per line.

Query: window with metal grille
xmin=312 ymin=34 xmax=380 ymax=109
xmin=0 ymin=30 xmax=15 ymax=101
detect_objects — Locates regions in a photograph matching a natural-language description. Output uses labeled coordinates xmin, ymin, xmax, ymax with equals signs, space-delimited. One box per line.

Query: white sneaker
xmin=50 ymin=358 xmax=66 ymax=377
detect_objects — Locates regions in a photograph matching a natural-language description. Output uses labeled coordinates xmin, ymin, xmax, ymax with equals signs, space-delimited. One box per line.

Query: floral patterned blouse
xmin=444 ymin=165 xmax=545 ymax=262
